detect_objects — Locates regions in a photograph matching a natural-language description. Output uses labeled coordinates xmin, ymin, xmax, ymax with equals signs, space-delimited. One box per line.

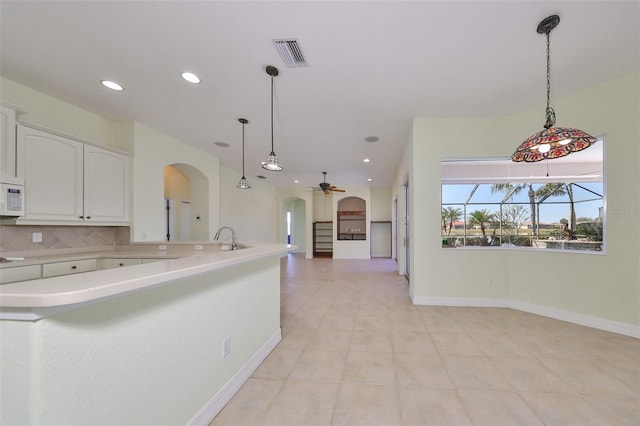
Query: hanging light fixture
xmin=262 ymin=65 xmax=283 ymax=171
xmin=237 ymin=118 xmax=251 ymax=189
xmin=511 ymin=15 xmax=597 ymax=163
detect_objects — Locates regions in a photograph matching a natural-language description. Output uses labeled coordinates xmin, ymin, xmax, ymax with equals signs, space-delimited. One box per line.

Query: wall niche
xmin=337 ymin=197 xmax=366 ymax=240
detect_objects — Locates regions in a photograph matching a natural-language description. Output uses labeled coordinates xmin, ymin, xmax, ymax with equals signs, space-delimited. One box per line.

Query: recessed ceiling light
xmin=256 ymin=175 xmax=267 ymax=180
xmin=294 ymin=180 xmax=299 ymax=183
xmin=101 ymin=80 xmax=123 ymax=91
xmin=367 ymin=178 xmax=372 ymax=182
xmin=364 ymin=136 xmax=379 ymax=143
xmin=214 ymin=141 xmax=229 ymax=148
xmin=363 ymin=158 xmax=371 ymax=163
xmin=181 ymin=72 xmax=201 ymax=84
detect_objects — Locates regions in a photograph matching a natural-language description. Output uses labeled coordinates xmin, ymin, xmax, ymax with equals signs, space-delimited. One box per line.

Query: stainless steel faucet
xmin=214 ymin=226 xmax=237 ymax=250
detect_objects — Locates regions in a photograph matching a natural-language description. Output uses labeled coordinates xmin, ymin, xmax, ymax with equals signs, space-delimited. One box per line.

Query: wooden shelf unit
xmin=337 ymin=210 xmax=366 ymax=241
xmin=313 ymin=221 xmax=333 ymax=257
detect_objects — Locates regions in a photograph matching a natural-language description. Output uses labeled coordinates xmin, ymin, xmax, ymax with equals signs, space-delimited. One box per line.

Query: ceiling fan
xmin=318 ymin=171 xmax=345 ymax=195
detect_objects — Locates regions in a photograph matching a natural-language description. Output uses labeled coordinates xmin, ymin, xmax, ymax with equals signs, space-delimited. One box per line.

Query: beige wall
xmin=396 ymin=72 xmax=639 ymax=332
xmin=1 ymin=77 xmax=121 ymax=151
xmin=370 ymin=187 xmax=392 ymax=221
xmin=219 ymin=165 xmax=277 ymax=243
xmin=1 ymin=76 xmax=278 ymax=244
xmin=131 ymin=122 xmax=221 ymax=241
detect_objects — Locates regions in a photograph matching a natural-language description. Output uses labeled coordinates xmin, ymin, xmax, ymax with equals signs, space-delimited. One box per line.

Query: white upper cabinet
xmin=83 ymin=145 xmax=130 ymax=222
xmin=18 ymin=125 xmax=84 ymax=221
xmin=16 ymin=125 xmax=130 ymax=224
xmin=0 ymin=106 xmax=18 ymax=182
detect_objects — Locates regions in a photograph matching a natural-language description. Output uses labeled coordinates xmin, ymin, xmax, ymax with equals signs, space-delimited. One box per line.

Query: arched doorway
xmin=164 ymin=163 xmax=209 ymax=241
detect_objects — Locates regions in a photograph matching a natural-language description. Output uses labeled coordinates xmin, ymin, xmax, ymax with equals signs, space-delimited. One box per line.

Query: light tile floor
xmin=212 ymin=254 xmax=639 ymax=425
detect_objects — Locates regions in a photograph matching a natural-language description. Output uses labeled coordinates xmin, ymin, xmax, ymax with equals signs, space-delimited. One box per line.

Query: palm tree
xmin=536 ymin=183 xmax=576 ymax=231
xmin=441 ymin=207 xmax=462 ymax=236
xmin=468 ymin=209 xmax=496 ymax=237
xmin=491 ymin=183 xmax=537 ymax=236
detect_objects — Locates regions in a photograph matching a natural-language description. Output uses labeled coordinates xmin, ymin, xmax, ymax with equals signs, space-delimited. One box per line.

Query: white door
xmin=179 ymin=201 xmax=191 ymax=241
xmin=370 ymin=222 xmax=392 ymax=257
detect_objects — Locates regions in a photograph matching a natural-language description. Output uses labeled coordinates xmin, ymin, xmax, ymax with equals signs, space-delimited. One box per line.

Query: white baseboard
xmin=413 ymin=296 xmax=639 ymax=338
xmin=412 ymin=296 xmax=510 ymax=308
xmin=510 ymin=300 xmax=640 ymax=339
xmin=187 ymin=328 xmax=282 ymax=426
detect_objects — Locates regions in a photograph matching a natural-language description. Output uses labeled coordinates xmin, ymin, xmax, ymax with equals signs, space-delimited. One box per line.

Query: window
xmin=441 ymin=140 xmax=604 ymax=252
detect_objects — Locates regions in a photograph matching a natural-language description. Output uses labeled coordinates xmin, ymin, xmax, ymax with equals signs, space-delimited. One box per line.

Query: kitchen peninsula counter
xmin=0 ymin=240 xmax=291 ymax=425
xmin=0 ymin=241 xmax=292 ymax=316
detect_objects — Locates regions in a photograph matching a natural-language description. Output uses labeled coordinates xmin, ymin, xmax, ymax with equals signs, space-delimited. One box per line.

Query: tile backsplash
xmin=0 ymin=225 xmax=130 ymax=252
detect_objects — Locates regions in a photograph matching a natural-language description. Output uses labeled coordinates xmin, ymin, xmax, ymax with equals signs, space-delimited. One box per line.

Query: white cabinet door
xmin=18 ymin=125 xmax=84 ymax=222
xmin=84 ymin=145 xmax=130 ymax=223
xmin=0 ymin=264 xmax=42 ymax=284
xmin=0 ymin=106 xmax=17 ymax=181
xmin=42 ymin=259 xmax=97 ymax=278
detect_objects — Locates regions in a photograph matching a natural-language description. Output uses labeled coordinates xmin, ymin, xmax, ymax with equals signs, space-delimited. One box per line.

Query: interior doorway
xmin=164 ymin=163 xmax=209 ymax=241
xmin=284 ymin=197 xmax=306 ymax=255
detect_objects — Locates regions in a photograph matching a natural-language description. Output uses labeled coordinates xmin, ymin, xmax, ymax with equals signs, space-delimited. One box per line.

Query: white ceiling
xmin=1 ymin=1 xmax=638 ymax=189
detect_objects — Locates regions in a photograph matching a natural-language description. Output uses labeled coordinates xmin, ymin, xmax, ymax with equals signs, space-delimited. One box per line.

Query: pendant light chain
xmin=242 ymin=120 xmax=246 ymax=175
xmin=237 ymin=117 xmax=250 ymax=189
xmin=262 ymin=65 xmax=283 ymax=171
xmin=543 ymin=30 xmax=556 ymax=129
xmin=271 ymin=73 xmax=275 ymax=152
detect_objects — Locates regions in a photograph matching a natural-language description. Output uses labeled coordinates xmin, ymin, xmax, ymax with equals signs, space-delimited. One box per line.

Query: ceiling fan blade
xmin=330 ymin=188 xmax=346 ymax=192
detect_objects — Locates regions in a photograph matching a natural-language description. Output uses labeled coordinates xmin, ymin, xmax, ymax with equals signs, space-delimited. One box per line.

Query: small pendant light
xmin=511 ymin=15 xmax=597 ymax=163
xmin=261 ymin=65 xmax=283 ymax=171
xmin=237 ymin=118 xmax=251 ymax=189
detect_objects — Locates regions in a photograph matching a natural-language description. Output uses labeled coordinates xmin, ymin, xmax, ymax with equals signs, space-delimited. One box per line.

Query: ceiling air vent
xmin=273 ymin=39 xmax=308 ymax=68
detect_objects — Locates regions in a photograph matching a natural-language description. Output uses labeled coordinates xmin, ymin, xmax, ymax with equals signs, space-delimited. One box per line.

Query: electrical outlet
xmin=194 ymin=244 xmax=203 ymax=250
xmin=32 ymin=232 xmax=43 ymax=243
xmin=158 ymin=245 xmax=167 ymax=251
xmin=222 ymin=337 xmax=231 ymax=358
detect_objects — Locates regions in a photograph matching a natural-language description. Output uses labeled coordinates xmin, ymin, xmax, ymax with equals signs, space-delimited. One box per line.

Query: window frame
xmin=441 ymin=140 xmax=605 ymax=254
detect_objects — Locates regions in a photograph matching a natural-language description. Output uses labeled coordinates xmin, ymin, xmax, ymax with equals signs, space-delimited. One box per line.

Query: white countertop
xmin=0 ymin=241 xmax=293 ymax=311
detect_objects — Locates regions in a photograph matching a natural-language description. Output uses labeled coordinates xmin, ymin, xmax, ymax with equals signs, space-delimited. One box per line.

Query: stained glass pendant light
xmin=262 ymin=65 xmax=283 ymax=171
xmin=237 ymin=118 xmax=251 ymax=189
xmin=511 ymin=15 xmax=597 ymax=163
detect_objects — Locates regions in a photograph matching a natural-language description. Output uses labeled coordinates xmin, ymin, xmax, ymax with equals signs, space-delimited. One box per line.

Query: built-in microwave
xmin=0 ymin=183 xmax=25 ymax=216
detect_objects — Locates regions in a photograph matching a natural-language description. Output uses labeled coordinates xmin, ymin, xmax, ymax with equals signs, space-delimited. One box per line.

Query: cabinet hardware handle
xmin=71 ymin=265 xmax=77 ymax=270
xmin=86 ymin=216 xmax=91 ymax=219
xmin=119 ymin=263 xmax=124 ymax=267
xmin=79 ymin=216 xmax=84 ymax=219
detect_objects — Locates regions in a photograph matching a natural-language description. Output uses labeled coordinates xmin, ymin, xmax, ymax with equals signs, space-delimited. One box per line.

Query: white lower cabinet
xmin=42 ymin=259 xmax=97 ymax=278
xmin=0 ymin=264 xmax=42 ymax=284
xmin=2 ymin=257 xmax=173 ymax=283
xmin=99 ymin=258 xmax=142 ymax=269
xmin=17 ymin=125 xmax=130 ymax=224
